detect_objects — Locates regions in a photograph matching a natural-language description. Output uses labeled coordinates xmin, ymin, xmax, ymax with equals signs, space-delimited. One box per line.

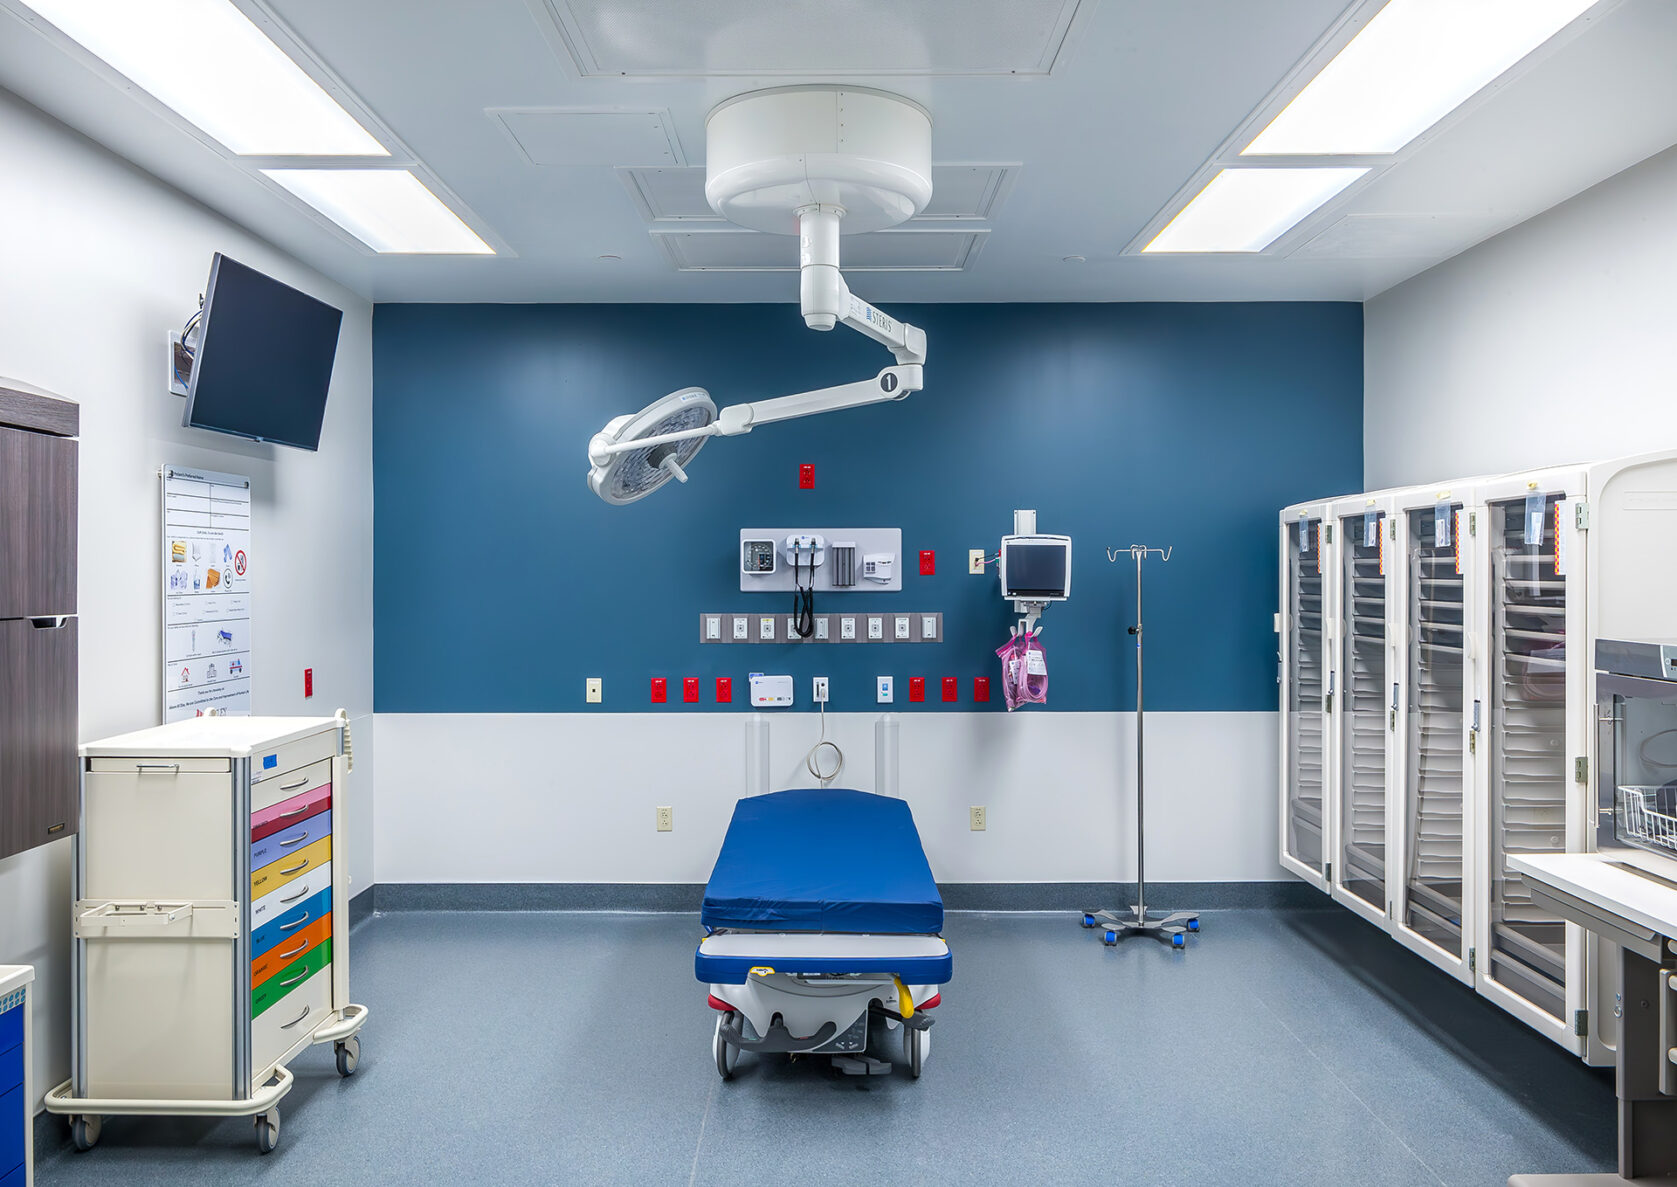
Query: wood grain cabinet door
xmin=0 ymin=615 xmax=78 ymax=859
xmin=0 ymin=424 xmax=78 ymax=618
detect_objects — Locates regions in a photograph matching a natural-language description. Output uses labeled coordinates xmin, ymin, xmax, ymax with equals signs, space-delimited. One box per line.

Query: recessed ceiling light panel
xmin=1243 ymin=0 xmax=1600 ymax=156
xmin=17 ymin=0 xmax=387 ymax=156
xmin=1143 ymin=167 xmax=1368 ymax=254
xmin=262 ymin=170 xmax=494 ymax=254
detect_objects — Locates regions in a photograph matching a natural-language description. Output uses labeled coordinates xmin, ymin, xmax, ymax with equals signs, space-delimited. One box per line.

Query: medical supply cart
xmin=45 ymin=716 xmax=368 ymax=1155
xmin=1 ymin=965 xmax=34 ymax=1187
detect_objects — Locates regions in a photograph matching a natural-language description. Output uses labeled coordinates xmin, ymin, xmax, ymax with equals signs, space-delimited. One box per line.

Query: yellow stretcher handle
xmin=893 ymin=976 xmax=914 ymax=1020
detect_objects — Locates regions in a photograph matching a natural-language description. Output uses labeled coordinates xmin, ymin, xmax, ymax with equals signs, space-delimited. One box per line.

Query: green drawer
xmin=251 ymin=939 xmax=332 ymax=1018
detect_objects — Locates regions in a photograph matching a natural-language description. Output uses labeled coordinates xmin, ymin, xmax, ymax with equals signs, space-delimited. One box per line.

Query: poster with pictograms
xmin=162 ymin=466 xmax=253 ymax=721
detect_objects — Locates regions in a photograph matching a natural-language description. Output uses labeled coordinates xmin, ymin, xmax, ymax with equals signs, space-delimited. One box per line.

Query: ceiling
xmin=2 ymin=0 xmax=1676 ymax=304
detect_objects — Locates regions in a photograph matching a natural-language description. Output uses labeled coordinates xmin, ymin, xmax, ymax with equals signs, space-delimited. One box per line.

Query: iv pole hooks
xmin=1081 ymin=543 xmax=1200 ymax=949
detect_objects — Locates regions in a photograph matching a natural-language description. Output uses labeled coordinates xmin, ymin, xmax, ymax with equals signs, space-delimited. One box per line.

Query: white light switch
xmin=706 ymin=615 xmax=721 ymax=640
xmin=840 ymin=617 xmax=856 ymax=640
xmin=867 ymin=616 xmax=884 ymax=641
xmin=814 ymin=616 xmax=830 ymax=641
xmin=877 ymin=676 xmax=894 ymax=703
xmin=921 ymin=615 xmax=938 ymax=640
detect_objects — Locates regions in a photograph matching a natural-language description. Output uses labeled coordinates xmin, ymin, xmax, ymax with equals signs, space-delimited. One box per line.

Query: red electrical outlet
xmin=942 ymin=676 xmax=958 ymax=702
xmin=683 ymin=677 xmax=700 ymax=703
xmin=919 ymin=550 xmax=935 ymax=576
xmin=650 ymin=677 xmax=667 ymax=704
xmin=799 ymin=463 xmax=815 ymax=489
xmin=715 ymin=677 xmax=732 ymax=704
xmin=973 ymin=676 xmax=991 ymax=703
xmin=909 ymin=677 xmax=925 ymax=703
xmin=303 ymin=668 xmax=313 ymax=698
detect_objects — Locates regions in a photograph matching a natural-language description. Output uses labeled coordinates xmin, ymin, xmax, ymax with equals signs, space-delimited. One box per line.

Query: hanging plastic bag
xmin=995 ymin=630 xmax=1049 ymax=711
xmin=995 ymin=635 xmax=1025 ymax=710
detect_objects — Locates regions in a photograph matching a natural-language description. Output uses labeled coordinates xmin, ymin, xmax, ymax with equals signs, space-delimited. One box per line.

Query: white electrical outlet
xmin=586 ymin=677 xmax=602 ymax=703
xmin=814 ymin=616 xmax=830 ymax=640
xmin=813 ymin=676 xmax=829 ymax=703
xmin=706 ymin=615 xmax=722 ymax=641
xmin=733 ymin=616 xmax=749 ymax=641
xmin=840 ymin=617 xmax=856 ymax=640
xmin=656 ymin=806 xmax=673 ymax=832
xmin=969 ymin=549 xmax=986 ymax=575
xmin=921 ymin=615 xmax=938 ymax=640
xmin=970 ymin=806 xmax=986 ymax=831
xmin=877 ymin=676 xmax=894 ymax=703
xmin=894 ymin=615 xmax=910 ymax=640
xmin=867 ymin=616 xmax=883 ymax=640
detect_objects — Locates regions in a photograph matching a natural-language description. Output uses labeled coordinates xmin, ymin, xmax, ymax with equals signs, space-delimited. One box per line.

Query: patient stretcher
xmin=696 ymin=788 xmax=951 ymax=1079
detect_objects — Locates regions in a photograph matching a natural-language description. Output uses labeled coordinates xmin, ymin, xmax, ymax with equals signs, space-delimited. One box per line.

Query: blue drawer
xmin=251 ymin=886 xmax=332 ymax=960
xmin=0 ymin=996 xmax=19 ymax=1059
xmin=0 ymin=1041 xmax=19 ymax=1094
xmin=0 ymin=1083 xmax=22 ymax=1182
xmin=251 ymin=809 xmax=331 ymax=872
xmin=1 ymin=1162 xmax=21 ymax=1187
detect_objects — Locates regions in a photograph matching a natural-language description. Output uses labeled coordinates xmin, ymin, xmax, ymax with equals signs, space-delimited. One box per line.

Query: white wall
xmin=1365 ymin=142 xmax=1677 ymax=487
xmin=0 ymin=91 xmax=375 ymax=1109
xmin=375 ymin=711 xmax=1279 ymax=885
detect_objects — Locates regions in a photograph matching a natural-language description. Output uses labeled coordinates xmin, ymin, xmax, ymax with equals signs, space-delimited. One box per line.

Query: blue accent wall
xmin=373 ymin=302 xmax=1361 ymax=712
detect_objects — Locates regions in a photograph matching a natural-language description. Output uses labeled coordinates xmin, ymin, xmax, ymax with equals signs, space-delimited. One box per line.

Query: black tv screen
xmin=182 ymin=253 xmax=343 ymax=451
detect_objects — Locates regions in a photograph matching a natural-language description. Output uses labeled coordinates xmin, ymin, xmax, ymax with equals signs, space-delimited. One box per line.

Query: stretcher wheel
xmin=1172 ymin=933 xmax=1185 ymax=948
xmin=1103 ymin=931 xmax=1117 ymax=945
xmin=713 ymin=1014 xmax=740 ymax=1080
xmin=335 ymin=1036 xmax=361 ymax=1077
xmin=70 ymin=1115 xmax=101 ymax=1152
xmin=1187 ymin=919 xmax=1200 ymax=932
xmin=904 ymin=1025 xmax=929 ymax=1078
xmin=255 ymin=1108 xmax=280 ymax=1154
xmin=1081 ymin=914 xmax=1096 ymax=928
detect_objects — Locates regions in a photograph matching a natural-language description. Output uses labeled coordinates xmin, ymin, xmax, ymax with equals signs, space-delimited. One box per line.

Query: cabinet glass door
xmin=1403 ymin=504 xmax=1466 ymax=958
xmin=1285 ymin=518 xmax=1327 ymax=876
xmin=1486 ymin=494 xmax=1568 ymax=1020
xmin=1338 ymin=512 xmax=1387 ymax=912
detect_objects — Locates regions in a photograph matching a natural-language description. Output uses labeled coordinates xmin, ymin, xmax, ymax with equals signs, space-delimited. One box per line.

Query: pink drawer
xmin=252 ymin=784 xmax=331 ymax=843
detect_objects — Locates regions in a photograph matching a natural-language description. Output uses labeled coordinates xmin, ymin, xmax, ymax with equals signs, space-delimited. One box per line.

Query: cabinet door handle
xmin=275 ymin=939 xmax=310 ymax=960
xmin=28 ymin=616 xmax=68 ymax=629
xmin=280 ymin=1005 xmax=311 ymax=1029
xmin=279 ymin=884 xmax=312 ymax=904
xmin=277 ymin=858 xmax=310 ymax=876
xmin=278 ymin=831 xmax=310 ymax=848
xmin=279 ymin=968 xmax=311 ymax=988
xmin=135 ymin=763 xmax=180 ymax=774
xmin=277 ymin=776 xmax=310 ymax=791
xmin=277 ymin=804 xmax=313 ymax=818
xmin=278 ymin=910 xmax=311 ymax=931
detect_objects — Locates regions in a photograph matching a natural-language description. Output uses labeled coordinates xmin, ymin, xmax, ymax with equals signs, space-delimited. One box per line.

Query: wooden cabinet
xmin=0 ymin=383 xmax=79 ymax=862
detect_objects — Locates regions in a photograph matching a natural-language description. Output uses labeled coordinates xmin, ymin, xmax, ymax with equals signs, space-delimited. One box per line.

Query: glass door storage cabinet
xmin=1280 ymin=503 xmax=1332 ymax=890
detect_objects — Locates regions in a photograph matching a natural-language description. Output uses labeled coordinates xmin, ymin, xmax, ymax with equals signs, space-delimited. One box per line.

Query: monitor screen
xmin=1004 ymin=542 xmax=1069 ymax=599
xmin=182 ymin=253 xmax=343 ymax=451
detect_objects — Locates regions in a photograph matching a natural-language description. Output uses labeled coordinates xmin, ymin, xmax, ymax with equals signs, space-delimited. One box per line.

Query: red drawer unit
xmin=251 ymin=783 xmax=331 ymax=843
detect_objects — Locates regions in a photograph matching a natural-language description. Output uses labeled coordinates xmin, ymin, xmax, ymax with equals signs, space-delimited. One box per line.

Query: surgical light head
xmin=586 ymin=388 xmax=716 ymax=506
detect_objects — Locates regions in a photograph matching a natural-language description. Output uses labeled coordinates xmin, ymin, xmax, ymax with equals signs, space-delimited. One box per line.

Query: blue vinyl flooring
xmin=34 ymin=906 xmax=1615 ymax=1186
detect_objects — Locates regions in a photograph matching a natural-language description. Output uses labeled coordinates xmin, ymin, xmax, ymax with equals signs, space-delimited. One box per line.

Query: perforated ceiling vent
xmin=620 ymin=165 xmax=1016 ymax=223
xmin=532 ymin=0 xmax=1090 ymax=77
xmin=653 ymin=228 xmax=987 ymax=272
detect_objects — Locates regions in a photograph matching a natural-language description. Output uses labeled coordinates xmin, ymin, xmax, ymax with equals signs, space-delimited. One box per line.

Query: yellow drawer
xmin=250 ymin=835 xmax=331 ymax=899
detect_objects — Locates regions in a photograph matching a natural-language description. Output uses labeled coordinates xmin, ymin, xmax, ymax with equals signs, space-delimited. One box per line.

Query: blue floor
xmin=34 ymin=906 xmax=1614 ymax=1186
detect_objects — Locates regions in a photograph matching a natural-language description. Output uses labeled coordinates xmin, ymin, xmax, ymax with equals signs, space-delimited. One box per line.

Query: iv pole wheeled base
xmin=1082 ymin=544 xmax=1200 ymax=952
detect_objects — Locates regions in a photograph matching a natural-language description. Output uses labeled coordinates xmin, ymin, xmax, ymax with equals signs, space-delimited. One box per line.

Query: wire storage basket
xmin=1616 ymin=785 xmax=1677 ymax=856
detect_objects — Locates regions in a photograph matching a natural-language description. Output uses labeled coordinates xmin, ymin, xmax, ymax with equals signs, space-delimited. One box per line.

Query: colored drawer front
xmin=250 ymin=835 xmax=330 ymax=899
xmin=0 ymin=1038 xmax=18 ymax=1092
xmin=251 ymin=861 xmax=331 ymax=932
xmin=252 ymin=886 xmax=332 ymax=960
xmin=250 ymin=808 xmax=331 ymax=872
xmin=252 ymin=939 xmax=331 ymax=1018
xmin=251 ymin=915 xmax=331 ymax=989
xmin=1 ymin=1084 xmax=21 ymax=1183
xmin=2 ymin=1161 xmax=24 ymax=1187
xmin=0 ymin=994 xmax=18 ymax=1056
xmin=252 ymin=782 xmax=331 ymax=843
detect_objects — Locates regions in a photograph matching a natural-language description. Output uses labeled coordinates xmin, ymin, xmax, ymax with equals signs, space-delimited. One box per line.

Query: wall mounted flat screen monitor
xmin=182 ymin=253 xmax=343 ymax=451
xmin=1001 ymin=537 xmax=1072 ymax=601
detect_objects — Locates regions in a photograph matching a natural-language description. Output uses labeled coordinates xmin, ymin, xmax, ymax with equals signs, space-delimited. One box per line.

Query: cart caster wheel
xmin=713 ymin=1014 xmax=740 ymax=1081
xmin=905 ymin=1025 xmax=929 ymax=1078
xmin=255 ymin=1108 xmax=280 ymax=1154
xmin=1104 ymin=931 xmax=1117 ymax=945
xmin=1081 ymin=914 xmax=1096 ymax=928
xmin=335 ymin=1035 xmax=360 ymax=1077
xmin=1172 ymin=933 xmax=1185 ymax=948
xmin=70 ymin=1114 xmax=102 ymax=1152
xmin=1187 ymin=919 xmax=1200 ymax=932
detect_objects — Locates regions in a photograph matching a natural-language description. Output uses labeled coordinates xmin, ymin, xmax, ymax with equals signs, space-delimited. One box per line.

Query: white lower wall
xmin=0 ymin=93 xmax=375 ymax=1109
xmin=1365 ymin=142 xmax=1677 ymax=486
xmin=374 ymin=711 xmax=1280 ymax=885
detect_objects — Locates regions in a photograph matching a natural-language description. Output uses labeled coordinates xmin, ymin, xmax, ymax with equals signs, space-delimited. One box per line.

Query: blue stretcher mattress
xmin=700 ymin=788 xmax=943 ymax=934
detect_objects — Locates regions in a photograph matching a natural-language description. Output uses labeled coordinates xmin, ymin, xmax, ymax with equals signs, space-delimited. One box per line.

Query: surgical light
xmin=262 ymin=169 xmax=494 ymax=255
xmin=16 ymin=0 xmax=387 ymax=156
xmin=1242 ymin=0 xmax=1600 ymax=156
xmin=1143 ymin=167 xmax=1367 ymax=254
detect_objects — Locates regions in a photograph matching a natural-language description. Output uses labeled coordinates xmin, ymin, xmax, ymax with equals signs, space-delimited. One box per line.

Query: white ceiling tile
xmin=655 ymin=228 xmax=984 ymax=271
xmin=489 ymin=107 xmax=685 ymax=167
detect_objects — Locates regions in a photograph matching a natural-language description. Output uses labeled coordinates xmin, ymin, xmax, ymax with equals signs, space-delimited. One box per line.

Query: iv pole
xmin=1083 ymin=545 xmax=1200 ymax=948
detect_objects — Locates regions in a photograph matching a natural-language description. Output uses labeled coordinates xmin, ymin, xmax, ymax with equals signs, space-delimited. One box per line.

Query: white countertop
xmin=1511 ymin=852 xmax=1677 ymax=938
xmin=80 ymin=716 xmax=340 ymax=759
xmin=0 ymin=964 xmax=34 ymax=996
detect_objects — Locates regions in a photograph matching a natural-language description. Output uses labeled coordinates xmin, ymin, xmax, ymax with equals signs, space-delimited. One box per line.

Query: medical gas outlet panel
xmin=738 ymin=528 xmax=902 ymax=592
xmin=700 ymin=612 xmax=944 ymax=644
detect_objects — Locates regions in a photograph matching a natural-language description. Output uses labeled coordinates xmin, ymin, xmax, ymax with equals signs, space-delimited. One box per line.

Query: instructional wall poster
xmin=162 ymin=466 xmax=253 ymax=721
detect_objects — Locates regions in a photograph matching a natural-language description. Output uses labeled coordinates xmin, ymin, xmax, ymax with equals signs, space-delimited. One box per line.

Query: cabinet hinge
xmin=1468 ymin=511 xmax=1477 ymax=536
xmin=1576 ymin=756 xmax=1589 ymax=784
xmin=1575 ymin=500 xmax=1590 ymax=530
xmin=1468 ymin=947 xmax=1476 ymax=973
xmin=1469 ymin=731 xmax=1477 ymax=754
xmin=1389 ymin=518 xmax=1398 ymax=541
xmin=1575 ymin=1009 xmax=1589 ymax=1038
xmin=1325 ymin=524 xmax=1334 ymax=544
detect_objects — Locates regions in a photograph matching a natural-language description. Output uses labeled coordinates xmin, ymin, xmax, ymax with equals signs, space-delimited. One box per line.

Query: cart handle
xmin=77 ymin=902 xmax=193 ymax=928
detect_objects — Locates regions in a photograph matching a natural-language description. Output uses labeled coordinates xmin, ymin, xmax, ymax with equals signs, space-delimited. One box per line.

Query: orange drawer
xmin=251 ymin=914 xmax=332 ymax=989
